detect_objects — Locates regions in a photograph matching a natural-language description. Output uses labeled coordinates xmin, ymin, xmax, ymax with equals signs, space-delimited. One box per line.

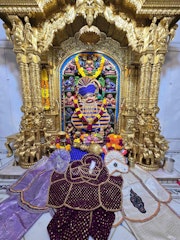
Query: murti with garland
xmin=62 ymin=52 xmax=117 ymax=147
xmin=52 ymin=53 xmax=125 ymax=167
xmin=71 ymin=76 xmax=110 ymax=145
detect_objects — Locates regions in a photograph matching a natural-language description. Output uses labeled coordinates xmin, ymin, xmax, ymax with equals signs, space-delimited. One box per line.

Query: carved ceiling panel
xmin=52 ymin=15 xmax=128 ymax=47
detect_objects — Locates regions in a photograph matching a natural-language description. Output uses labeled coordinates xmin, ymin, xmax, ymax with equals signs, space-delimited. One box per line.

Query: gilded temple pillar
xmin=147 ymin=17 xmax=173 ymax=110
xmin=121 ymin=64 xmax=138 ymax=135
xmin=3 ymin=15 xmax=51 ymax=167
xmin=16 ymin=53 xmax=32 ymax=108
xmin=129 ymin=17 xmax=171 ymax=170
xmin=134 ymin=51 xmax=168 ymax=170
xmin=28 ymin=53 xmax=42 ymax=108
xmin=47 ymin=53 xmax=56 ymax=112
xmin=126 ymin=65 xmax=136 ymax=109
xmin=7 ymin=16 xmax=34 ymax=109
xmin=138 ymin=53 xmax=153 ymax=109
xmin=149 ymin=54 xmax=165 ymax=108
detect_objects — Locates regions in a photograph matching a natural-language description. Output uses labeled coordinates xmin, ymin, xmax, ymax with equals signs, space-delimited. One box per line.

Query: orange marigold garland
xmin=73 ymin=96 xmax=107 ymax=131
xmin=105 ymin=134 xmax=124 ymax=150
xmin=55 ymin=133 xmax=71 ymax=151
xmin=41 ymin=68 xmax=50 ymax=110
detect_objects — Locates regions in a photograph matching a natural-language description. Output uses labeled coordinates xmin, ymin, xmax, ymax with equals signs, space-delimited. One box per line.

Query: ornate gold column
xmin=16 ymin=53 xmax=32 ymax=108
xmin=149 ymin=54 xmax=165 ymax=108
xmin=126 ymin=17 xmax=174 ymax=170
xmin=3 ymin=15 xmax=52 ymax=168
xmin=121 ymin=64 xmax=137 ymax=135
xmin=47 ymin=52 xmax=56 ymax=112
xmin=28 ymin=53 xmax=42 ymax=108
xmin=138 ymin=53 xmax=153 ymax=108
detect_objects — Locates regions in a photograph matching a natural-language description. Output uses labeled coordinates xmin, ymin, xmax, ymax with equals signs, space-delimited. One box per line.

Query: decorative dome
xmin=79 ymin=25 xmax=101 ymax=44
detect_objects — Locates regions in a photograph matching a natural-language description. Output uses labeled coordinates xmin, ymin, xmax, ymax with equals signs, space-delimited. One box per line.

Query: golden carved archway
xmin=0 ymin=0 xmax=180 ymax=169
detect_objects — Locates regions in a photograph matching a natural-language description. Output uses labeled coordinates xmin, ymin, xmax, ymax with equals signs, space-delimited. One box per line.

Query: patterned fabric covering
xmin=1 ymin=149 xmax=177 ymax=240
xmin=8 ymin=150 xmax=71 ymax=212
xmin=0 ymin=150 xmax=71 ymax=240
xmin=47 ymin=207 xmax=115 ymax=240
xmin=48 ymin=153 xmax=123 ymax=211
xmin=126 ymin=203 xmax=180 ymax=240
xmin=70 ymin=146 xmax=105 ymax=161
xmin=47 ymin=153 xmax=123 ymax=240
xmin=70 ymin=146 xmax=88 ymax=160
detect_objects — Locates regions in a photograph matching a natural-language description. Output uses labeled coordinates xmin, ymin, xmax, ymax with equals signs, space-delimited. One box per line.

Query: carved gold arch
xmin=49 ymin=35 xmax=129 ymax=131
xmin=3 ymin=2 xmax=178 ymax=54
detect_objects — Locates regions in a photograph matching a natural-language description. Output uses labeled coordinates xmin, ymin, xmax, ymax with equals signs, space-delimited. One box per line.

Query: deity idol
xmin=71 ymin=77 xmax=110 ymax=134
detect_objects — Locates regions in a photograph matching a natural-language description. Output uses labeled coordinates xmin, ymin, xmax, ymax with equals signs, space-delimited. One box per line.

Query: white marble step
xmin=0 ymin=154 xmax=14 ymax=170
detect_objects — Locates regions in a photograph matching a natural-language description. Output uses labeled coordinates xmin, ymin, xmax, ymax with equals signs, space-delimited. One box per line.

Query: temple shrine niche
xmin=0 ymin=0 xmax=180 ymax=170
xmin=61 ymin=52 xmax=119 ymax=143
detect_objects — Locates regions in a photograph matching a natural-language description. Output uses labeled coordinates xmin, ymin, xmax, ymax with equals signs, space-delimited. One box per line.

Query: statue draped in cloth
xmin=71 ymin=77 xmax=110 ymax=134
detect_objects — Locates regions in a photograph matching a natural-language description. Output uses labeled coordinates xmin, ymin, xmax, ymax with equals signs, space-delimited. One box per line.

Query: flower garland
xmin=55 ymin=133 xmax=71 ymax=151
xmin=73 ymin=97 xmax=107 ymax=131
xmin=41 ymin=68 xmax=50 ymax=110
xmin=105 ymin=134 xmax=124 ymax=151
xmin=75 ymin=54 xmax=105 ymax=79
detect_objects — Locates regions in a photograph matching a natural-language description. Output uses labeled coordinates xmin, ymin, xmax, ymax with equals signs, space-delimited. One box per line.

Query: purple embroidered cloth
xmin=0 ymin=150 xmax=71 ymax=240
xmin=9 ymin=150 xmax=71 ymax=211
xmin=0 ymin=195 xmax=42 ymax=240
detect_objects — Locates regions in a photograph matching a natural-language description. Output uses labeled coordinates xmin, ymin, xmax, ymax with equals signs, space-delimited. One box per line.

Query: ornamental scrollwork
xmin=16 ymin=53 xmax=28 ymax=64
xmin=2 ymin=2 xmax=179 ymax=56
xmin=104 ymin=8 xmax=177 ymax=54
xmin=37 ymin=6 xmax=76 ymax=53
xmin=57 ymin=34 xmax=127 ymax=67
xmin=27 ymin=53 xmax=40 ymax=64
xmin=76 ymin=0 xmax=105 ymax=26
xmin=9 ymin=15 xmax=24 ymax=48
xmin=5 ymin=15 xmax=38 ymax=52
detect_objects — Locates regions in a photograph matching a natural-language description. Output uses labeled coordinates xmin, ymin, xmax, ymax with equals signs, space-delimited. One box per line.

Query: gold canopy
xmin=0 ymin=0 xmax=180 ymax=48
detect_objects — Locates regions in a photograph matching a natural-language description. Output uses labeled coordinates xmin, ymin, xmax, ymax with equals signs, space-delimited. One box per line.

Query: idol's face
xmin=82 ymin=93 xmax=96 ymax=103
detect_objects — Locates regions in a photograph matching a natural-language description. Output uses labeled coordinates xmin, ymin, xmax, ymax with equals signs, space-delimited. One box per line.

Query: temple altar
xmin=0 ymin=1 xmax=180 ymax=239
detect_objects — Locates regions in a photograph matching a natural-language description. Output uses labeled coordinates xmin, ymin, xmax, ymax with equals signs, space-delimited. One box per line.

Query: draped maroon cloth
xmin=47 ymin=153 xmax=123 ymax=240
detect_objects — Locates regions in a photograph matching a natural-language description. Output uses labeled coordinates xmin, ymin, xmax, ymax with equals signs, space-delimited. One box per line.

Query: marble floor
xmin=0 ymin=151 xmax=180 ymax=240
